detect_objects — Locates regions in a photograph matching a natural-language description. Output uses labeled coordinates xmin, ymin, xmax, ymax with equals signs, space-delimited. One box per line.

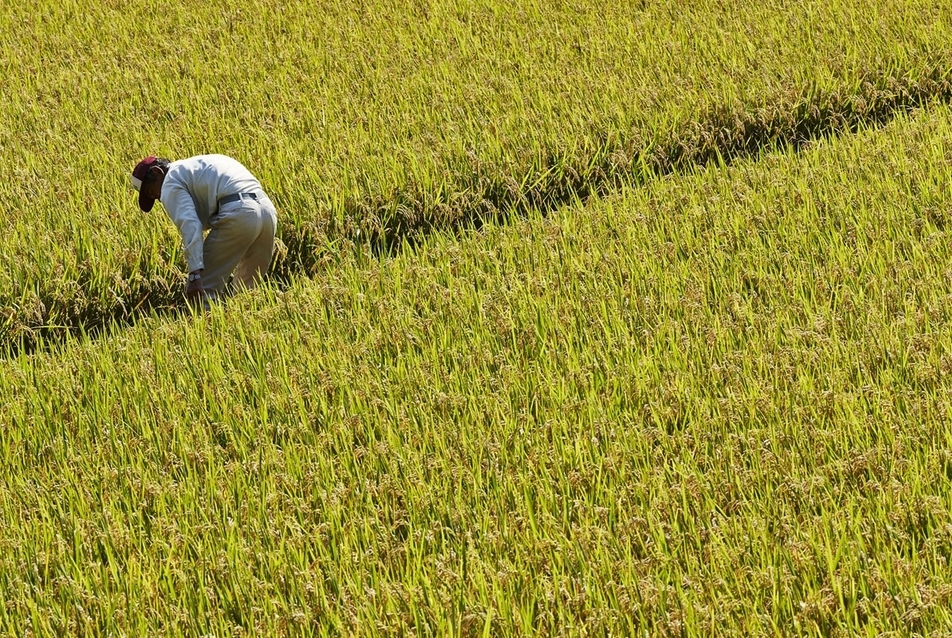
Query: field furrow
xmin=1 ymin=0 xmax=951 ymax=350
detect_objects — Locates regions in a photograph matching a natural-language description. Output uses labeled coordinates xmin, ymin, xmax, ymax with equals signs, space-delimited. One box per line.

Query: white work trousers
xmin=202 ymin=193 xmax=277 ymax=297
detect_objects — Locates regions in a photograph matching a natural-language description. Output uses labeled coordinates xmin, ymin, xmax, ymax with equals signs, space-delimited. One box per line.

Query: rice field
xmin=1 ymin=0 xmax=951 ymax=348
xmin=3 ymin=0 xmax=952 ymax=635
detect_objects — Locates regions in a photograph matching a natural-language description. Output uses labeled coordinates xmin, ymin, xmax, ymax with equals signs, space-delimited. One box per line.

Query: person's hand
xmin=186 ymin=270 xmax=204 ymax=302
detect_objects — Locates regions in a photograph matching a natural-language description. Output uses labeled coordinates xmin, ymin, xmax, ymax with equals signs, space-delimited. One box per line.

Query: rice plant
xmin=2 ymin=102 xmax=952 ymax=634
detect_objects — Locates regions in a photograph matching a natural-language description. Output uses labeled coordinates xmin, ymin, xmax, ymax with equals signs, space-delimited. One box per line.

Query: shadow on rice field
xmin=5 ymin=64 xmax=952 ymax=358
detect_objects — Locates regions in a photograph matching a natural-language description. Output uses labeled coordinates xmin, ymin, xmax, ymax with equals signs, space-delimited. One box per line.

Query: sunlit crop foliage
xmin=3 ymin=0 xmax=952 ymax=634
xmin=4 ymin=94 xmax=952 ymax=632
xmin=0 ymin=0 xmax=950 ymax=347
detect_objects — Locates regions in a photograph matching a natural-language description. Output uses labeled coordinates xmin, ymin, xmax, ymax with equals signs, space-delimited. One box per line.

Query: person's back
xmin=162 ymin=155 xmax=262 ymax=225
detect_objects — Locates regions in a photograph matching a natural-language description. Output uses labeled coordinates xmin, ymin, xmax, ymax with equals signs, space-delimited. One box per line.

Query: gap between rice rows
xmin=7 ymin=65 xmax=952 ymax=358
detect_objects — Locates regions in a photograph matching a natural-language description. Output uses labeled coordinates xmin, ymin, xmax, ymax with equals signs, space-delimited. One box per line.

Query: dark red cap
xmin=131 ymin=156 xmax=159 ymax=212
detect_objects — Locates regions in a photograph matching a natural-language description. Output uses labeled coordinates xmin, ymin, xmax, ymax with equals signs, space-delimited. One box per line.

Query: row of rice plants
xmin=2 ymin=0 xmax=951 ymax=350
xmin=3 ymin=104 xmax=952 ymax=634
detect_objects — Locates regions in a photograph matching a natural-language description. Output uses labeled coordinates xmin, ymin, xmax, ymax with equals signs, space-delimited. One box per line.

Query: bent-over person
xmin=130 ymin=154 xmax=277 ymax=302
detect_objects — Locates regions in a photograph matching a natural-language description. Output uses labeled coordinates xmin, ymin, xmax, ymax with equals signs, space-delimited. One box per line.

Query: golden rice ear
xmin=271 ymin=237 xmax=288 ymax=265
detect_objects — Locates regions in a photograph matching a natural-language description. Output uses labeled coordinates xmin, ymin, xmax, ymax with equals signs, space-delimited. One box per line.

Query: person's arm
xmin=185 ymin=269 xmax=204 ymax=301
xmin=163 ymin=183 xmax=205 ymax=299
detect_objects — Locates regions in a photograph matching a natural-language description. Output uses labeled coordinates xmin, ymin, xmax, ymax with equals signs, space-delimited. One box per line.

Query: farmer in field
xmin=130 ymin=154 xmax=277 ymax=303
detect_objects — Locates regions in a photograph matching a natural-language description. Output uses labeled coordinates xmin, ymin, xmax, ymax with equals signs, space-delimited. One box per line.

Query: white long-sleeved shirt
xmin=159 ymin=154 xmax=262 ymax=272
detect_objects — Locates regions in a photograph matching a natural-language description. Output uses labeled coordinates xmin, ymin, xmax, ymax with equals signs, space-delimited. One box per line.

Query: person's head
xmin=130 ymin=156 xmax=171 ymax=212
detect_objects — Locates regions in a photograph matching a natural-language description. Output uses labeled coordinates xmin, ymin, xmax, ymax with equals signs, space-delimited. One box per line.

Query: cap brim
xmin=138 ymin=190 xmax=156 ymax=212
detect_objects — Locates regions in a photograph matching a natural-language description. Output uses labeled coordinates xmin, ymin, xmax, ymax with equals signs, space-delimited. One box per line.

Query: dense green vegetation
xmin=5 ymin=0 xmax=952 ymax=634
xmin=1 ymin=0 xmax=951 ymax=348
xmin=4 ymin=99 xmax=952 ymax=633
